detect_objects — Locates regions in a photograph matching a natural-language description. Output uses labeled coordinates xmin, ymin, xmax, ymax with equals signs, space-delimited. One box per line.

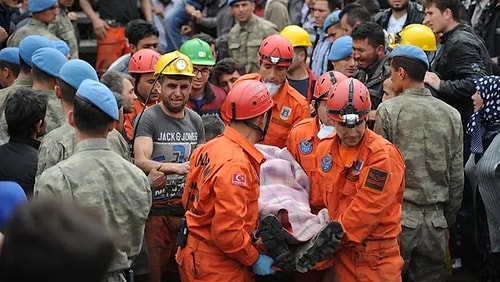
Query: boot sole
xmin=259 ymin=215 xmax=295 ymax=272
xmin=296 ymin=221 xmax=343 ymax=272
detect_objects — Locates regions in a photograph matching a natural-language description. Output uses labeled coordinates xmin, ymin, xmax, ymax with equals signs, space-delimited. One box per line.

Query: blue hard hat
xmin=59 ymin=59 xmax=98 ymax=90
xmin=31 ymin=47 xmax=68 ymax=78
xmin=77 ymin=79 xmax=119 ymax=121
xmin=390 ymin=44 xmax=429 ymax=69
xmin=19 ymin=35 xmax=55 ymax=67
xmin=328 ymin=36 xmax=353 ymax=61
xmin=29 ymin=0 xmax=57 ymax=13
xmin=0 ymin=47 xmax=20 ymax=65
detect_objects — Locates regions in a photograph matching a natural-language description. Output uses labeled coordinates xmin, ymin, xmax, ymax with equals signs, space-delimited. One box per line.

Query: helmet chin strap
xmin=244 ymin=108 xmax=272 ymax=141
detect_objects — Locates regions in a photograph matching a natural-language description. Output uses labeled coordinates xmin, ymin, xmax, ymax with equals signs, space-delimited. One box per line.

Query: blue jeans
xmin=164 ymin=0 xmax=202 ymax=52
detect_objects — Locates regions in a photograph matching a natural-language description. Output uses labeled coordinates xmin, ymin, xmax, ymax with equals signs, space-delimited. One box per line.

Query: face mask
xmin=264 ymin=82 xmax=282 ymax=97
xmin=317 ymin=124 xmax=335 ymax=140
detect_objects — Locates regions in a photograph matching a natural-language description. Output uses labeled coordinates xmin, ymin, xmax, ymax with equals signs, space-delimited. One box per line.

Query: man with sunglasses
xmin=180 ymin=38 xmax=226 ymax=117
xmin=316 ymin=78 xmax=406 ymax=281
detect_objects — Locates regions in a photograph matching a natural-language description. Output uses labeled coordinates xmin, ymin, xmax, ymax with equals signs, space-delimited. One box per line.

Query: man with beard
xmin=49 ymin=0 xmax=79 ymax=58
xmin=228 ymin=0 xmax=278 ymax=73
xmin=224 ymin=34 xmax=310 ymax=148
xmin=133 ymin=50 xmax=205 ymax=282
xmin=351 ymin=22 xmax=391 ymax=111
xmin=374 ymin=0 xmax=425 ymax=34
xmin=125 ymin=48 xmax=161 ymax=142
xmin=180 ymin=38 xmax=226 ymax=117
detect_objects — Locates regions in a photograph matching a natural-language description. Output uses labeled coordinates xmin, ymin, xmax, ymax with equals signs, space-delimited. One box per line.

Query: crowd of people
xmin=0 ymin=0 xmax=499 ymax=281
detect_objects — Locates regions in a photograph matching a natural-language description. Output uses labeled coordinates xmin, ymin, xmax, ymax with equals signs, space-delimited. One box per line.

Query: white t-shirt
xmin=387 ymin=13 xmax=408 ymax=34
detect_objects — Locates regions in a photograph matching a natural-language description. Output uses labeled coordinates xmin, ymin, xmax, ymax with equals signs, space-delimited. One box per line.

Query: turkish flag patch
xmin=364 ymin=168 xmax=388 ymax=192
xmin=232 ymin=173 xmax=247 ymax=186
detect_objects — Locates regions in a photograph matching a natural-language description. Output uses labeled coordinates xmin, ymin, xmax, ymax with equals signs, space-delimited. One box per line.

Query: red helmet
xmin=129 ymin=49 xmax=161 ymax=74
xmin=313 ymin=71 xmax=348 ymax=100
xmin=224 ymin=80 xmax=274 ymax=120
xmin=327 ymin=78 xmax=371 ymax=127
xmin=258 ymin=35 xmax=294 ymax=67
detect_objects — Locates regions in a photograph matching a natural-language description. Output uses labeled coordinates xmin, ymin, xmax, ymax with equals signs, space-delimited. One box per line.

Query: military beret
xmin=328 ymin=35 xmax=353 ymax=61
xmin=54 ymin=40 xmax=70 ymax=57
xmin=29 ymin=0 xmax=57 ymax=13
xmin=59 ymin=59 xmax=98 ymax=90
xmin=323 ymin=10 xmax=341 ymax=32
xmin=0 ymin=181 xmax=27 ymax=232
xmin=228 ymin=0 xmax=253 ymax=6
xmin=390 ymin=44 xmax=429 ymax=69
xmin=19 ymin=35 xmax=55 ymax=67
xmin=77 ymin=79 xmax=119 ymax=121
xmin=31 ymin=47 xmax=68 ymax=78
xmin=0 ymin=47 xmax=20 ymax=65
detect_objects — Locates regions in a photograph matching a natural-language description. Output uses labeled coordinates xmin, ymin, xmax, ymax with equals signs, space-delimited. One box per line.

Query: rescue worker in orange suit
xmin=316 ymin=78 xmax=406 ymax=281
xmin=125 ymin=49 xmax=161 ymax=142
xmin=286 ymin=71 xmax=347 ymax=281
xmin=177 ymin=79 xmax=276 ymax=280
xmin=221 ymin=34 xmax=311 ymax=148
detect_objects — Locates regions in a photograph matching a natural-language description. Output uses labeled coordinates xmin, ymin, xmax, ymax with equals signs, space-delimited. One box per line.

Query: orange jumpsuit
xmin=177 ymin=126 xmax=263 ymax=281
xmin=316 ymin=129 xmax=405 ymax=282
xmin=286 ymin=116 xmax=325 ymax=215
xmin=221 ymin=74 xmax=311 ymax=148
xmin=123 ymin=99 xmax=158 ymax=142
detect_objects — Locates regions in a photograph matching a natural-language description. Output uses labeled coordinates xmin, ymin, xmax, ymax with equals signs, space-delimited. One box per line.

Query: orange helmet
xmin=258 ymin=34 xmax=294 ymax=67
xmin=327 ymin=78 xmax=371 ymax=127
xmin=129 ymin=49 xmax=161 ymax=74
xmin=224 ymin=80 xmax=274 ymax=120
xmin=313 ymin=71 xmax=348 ymax=100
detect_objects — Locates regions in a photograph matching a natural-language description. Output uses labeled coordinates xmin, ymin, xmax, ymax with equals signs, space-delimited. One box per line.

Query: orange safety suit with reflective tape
xmin=286 ymin=116 xmax=325 ymax=215
xmin=124 ymin=99 xmax=158 ymax=141
xmin=177 ymin=126 xmax=263 ymax=281
xmin=221 ymin=74 xmax=310 ymax=148
xmin=316 ymin=129 xmax=406 ymax=282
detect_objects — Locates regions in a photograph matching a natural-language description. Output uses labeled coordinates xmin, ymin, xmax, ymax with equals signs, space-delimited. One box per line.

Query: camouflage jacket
xmin=7 ymin=18 xmax=59 ymax=47
xmin=49 ymin=7 xmax=79 ymax=58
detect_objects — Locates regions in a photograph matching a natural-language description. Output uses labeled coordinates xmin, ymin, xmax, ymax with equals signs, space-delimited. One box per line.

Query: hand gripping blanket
xmin=256 ymin=144 xmax=330 ymax=243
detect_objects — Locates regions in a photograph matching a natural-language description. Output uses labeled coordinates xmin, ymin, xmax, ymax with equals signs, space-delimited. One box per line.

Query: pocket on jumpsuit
xmin=355 ymin=247 xmax=401 ymax=282
xmin=177 ymin=248 xmax=201 ymax=278
xmin=401 ymin=215 xmax=419 ymax=229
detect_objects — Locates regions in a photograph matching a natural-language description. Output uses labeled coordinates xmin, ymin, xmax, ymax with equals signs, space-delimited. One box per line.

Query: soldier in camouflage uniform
xmin=49 ymin=0 xmax=79 ymax=59
xmin=35 ymin=79 xmax=152 ymax=282
xmin=228 ymin=0 xmax=278 ymax=73
xmin=36 ymin=59 xmax=130 ymax=179
xmin=7 ymin=0 xmax=59 ymax=47
xmin=0 ymin=36 xmax=55 ymax=121
xmin=374 ymin=45 xmax=464 ymax=282
xmin=0 ymin=45 xmax=67 ymax=145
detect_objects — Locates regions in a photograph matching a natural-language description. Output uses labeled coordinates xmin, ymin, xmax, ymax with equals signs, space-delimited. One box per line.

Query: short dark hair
xmin=191 ymin=32 xmax=216 ymax=46
xmin=355 ymin=0 xmax=380 ymax=15
xmin=339 ymin=3 xmax=372 ymax=28
xmin=211 ymin=58 xmax=246 ymax=85
xmin=351 ymin=21 xmax=386 ymax=48
xmin=58 ymin=79 xmax=77 ymax=104
xmin=73 ymin=95 xmax=114 ymax=134
xmin=32 ymin=65 xmax=55 ymax=83
xmin=125 ymin=19 xmax=159 ymax=46
xmin=391 ymin=56 xmax=427 ymax=81
xmin=5 ymin=88 xmax=47 ymax=138
xmin=0 ymin=199 xmax=114 ymax=282
xmin=0 ymin=61 xmax=20 ymax=78
xmin=294 ymin=46 xmax=308 ymax=63
xmin=424 ymin=0 xmax=461 ymax=21
xmin=19 ymin=57 xmax=31 ymax=74
xmin=101 ymin=71 xmax=133 ymax=94
xmin=202 ymin=114 xmax=225 ymax=140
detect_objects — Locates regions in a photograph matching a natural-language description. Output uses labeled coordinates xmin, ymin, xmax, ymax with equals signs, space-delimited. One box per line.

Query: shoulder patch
xmin=280 ymin=107 xmax=292 ymax=120
xmin=232 ymin=173 xmax=247 ymax=186
xmin=364 ymin=168 xmax=388 ymax=192
xmin=320 ymin=154 xmax=333 ymax=172
xmin=299 ymin=139 xmax=313 ymax=154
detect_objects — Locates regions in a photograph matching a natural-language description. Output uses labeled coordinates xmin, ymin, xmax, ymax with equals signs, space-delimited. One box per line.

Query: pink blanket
xmin=256 ymin=144 xmax=329 ymax=243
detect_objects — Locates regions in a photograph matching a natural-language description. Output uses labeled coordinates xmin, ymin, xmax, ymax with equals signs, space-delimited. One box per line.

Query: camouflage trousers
xmin=400 ymin=203 xmax=447 ymax=282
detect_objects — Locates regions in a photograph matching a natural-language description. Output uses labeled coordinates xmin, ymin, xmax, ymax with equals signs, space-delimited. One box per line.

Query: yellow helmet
xmin=154 ymin=51 xmax=195 ymax=77
xmin=388 ymin=24 xmax=437 ymax=52
xmin=280 ymin=25 xmax=312 ymax=48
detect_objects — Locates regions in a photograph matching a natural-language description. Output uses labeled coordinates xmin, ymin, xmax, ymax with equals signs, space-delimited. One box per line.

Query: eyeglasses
xmin=193 ymin=68 xmax=211 ymax=76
